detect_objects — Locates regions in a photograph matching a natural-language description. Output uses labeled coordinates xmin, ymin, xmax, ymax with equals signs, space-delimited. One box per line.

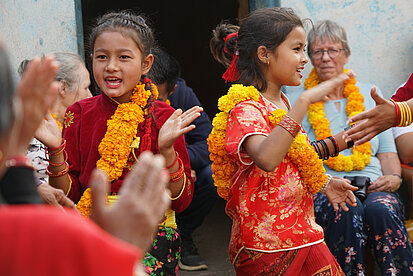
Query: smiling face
xmin=263 ymin=26 xmax=308 ymax=88
xmin=92 ymin=30 xmax=153 ymax=103
xmin=310 ymin=37 xmax=349 ymax=82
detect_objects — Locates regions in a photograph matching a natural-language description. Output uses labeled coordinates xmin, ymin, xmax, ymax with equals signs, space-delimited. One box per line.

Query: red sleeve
xmin=391 ymin=73 xmax=413 ymax=102
xmin=154 ymin=101 xmax=194 ymax=213
xmin=62 ymin=103 xmax=83 ymax=202
xmin=226 ymin=100 xmax=271 ymax=164
xmin=0 ymin=206 xmax=140 ymax=276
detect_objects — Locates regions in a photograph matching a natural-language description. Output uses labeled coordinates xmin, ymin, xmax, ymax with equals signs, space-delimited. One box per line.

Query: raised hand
xmin=90 ymin=151 xmax=170 ymax=251
xmin=325 ymin=176 xmax=358 ymax=211
xmin=35 ymin=112 xmax=63 ymax=149
xmin=158 ymin=106 xmax=202 ymax=152
xmin=345 ymin=87 xmax=396 ymax=146
xmin=303 ymin=71 xmax=355 ymax=104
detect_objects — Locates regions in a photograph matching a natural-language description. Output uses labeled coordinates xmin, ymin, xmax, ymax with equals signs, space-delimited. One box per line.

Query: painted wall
xmin=283 ymin=0 xmax=413 ymax=98
xmin=0 ymin=0 xmax=82 ymax=82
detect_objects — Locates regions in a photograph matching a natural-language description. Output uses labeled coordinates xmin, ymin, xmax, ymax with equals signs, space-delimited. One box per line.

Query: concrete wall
xmin=0 ymin=0 xmax=82 ymax=82
xmin=283 ymin=0 xmax=413 ymax=98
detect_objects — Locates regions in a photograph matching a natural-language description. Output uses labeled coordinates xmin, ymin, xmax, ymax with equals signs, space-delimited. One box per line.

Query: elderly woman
xmin=19 ymin=53 xmax=91 ymax=207
xmin=286 ymin=20 xmax=413 ymax=275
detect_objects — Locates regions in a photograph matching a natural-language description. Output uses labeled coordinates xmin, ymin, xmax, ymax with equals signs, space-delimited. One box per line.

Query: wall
xmin=284 ymin=0 xmax=413 ymax=98
xmin=0 ymin=0 xmax=82 ymax=82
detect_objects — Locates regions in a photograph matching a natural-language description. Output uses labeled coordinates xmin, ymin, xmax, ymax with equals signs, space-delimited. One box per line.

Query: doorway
xmin=81 ymin=0 xmax=244 ymax=119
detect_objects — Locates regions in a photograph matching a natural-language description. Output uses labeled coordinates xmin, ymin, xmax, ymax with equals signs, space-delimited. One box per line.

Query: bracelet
xmin=66 ymin=175 xmax=72 ymax=196
xmin=327 ymin=136 xmax=338 ymax=157
xmin=46 ymin=139 xmax=66 ymax=156
xmin=391 ymin=100 xmax=413 ymax=127
xmin=169 ymin=158 xmax=185 ymax=182
xmin=320 ymin=174 xmax=332 ymax=194
xmin=319 ymin=139 xmax=329 ymax=160
xmin=169 ymin=174 xmax=186 ymax=201
xmin=312 ymin=141 xmax=322 ymax=159
xmin=46 ymin=162 xmax=69 ymax=177
xmin=5 ymin=156 xmax=34 ymax=169
xmin=401 ymin=101 xmax=412 ymax=126
xmin=166 ymin=151 xmax=179 ymax=170
xmin=278 ymin=115 xmax=300 ymax=137
xmin=48 ymin=150 xmax=68 ymax=167
xmin=390 ymin=99 xmax=401 ymax=127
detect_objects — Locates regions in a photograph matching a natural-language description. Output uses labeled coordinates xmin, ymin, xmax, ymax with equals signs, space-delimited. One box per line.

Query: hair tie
xmin=222 ymin=32 xmax=239 ymax=83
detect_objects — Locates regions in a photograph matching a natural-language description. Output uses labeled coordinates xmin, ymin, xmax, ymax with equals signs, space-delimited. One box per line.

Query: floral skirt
xmin=314 ymin=192 xmax=413 ymax=275
xmin=142 ymin=226 xmax=181 ymax=276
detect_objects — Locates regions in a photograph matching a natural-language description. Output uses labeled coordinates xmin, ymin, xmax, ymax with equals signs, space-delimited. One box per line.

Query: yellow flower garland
xmin=77 ymin=81 xmax=158 ymax=217
xmin=207 ymin=84 xmax=327 ymax=200
xmin=304 ymin=68 xmax=371 ymax=172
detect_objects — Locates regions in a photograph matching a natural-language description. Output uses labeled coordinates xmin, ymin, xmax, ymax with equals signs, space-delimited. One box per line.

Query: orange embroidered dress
xmin=225 ymin=95 xmax=324 ymax=263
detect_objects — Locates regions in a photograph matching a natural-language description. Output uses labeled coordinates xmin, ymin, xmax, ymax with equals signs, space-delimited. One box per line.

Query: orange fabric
xmin=225 ymin=95 xmax=324 ymax=263
xmin=0 ymin=205 xmax=140 ymax=276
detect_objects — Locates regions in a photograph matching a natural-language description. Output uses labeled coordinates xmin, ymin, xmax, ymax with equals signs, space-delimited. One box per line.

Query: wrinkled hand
xmin=368 ymin=175 xmax=400 ymax=193
xmin=37 ymin=183 xmax=75 ymax=209
xmin=158 ymin=106 xmax=203 ymax=152
xmin=325 ymin=176 xmax=358 ymax=211
xmin=345 ymin=86 xmax=396 ymax=146
xmin=90 ymin=151 xmax=171 ymax=251
xmin=304 ymin=71 xmax=355 ymax=104
xmin=14 ymin=55 xmax=59 ymax=150
xmin=35 ymin=112 xmax=63 ymax=149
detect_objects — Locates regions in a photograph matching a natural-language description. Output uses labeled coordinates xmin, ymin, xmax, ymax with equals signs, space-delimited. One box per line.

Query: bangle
xmin=46 ymin=162 xmax=69 ymax=177
xmin=166 ymin=151 xmax=179 ymax=170
xmin=48 ymin=150 xmax=68 ymax=167
xmin=327 ymin=136 xmax=338 ymax=157
xmin=278 ymin=114 xmax=300 ymax=137
xmin=169 ymin=158 xmax=185 ymax=182
xmin=66 ymin=175 xmax=72 ymax=196
xmin=312 ymin=141 xmax=322 ymax=159
xmin=46 ymin=139 xmax=66 ymax=156
xmin=319 ymin=139 xmax=329 ymax=160
xmin=169 ymin=174 xmax=186 ymax=200
xmin=5 ymin=156 xmax=34 ymax=169
xmin=320 ymin=174 xmax=332 ymax=194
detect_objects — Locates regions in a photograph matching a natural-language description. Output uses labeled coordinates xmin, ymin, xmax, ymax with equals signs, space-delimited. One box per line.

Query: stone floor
xmin=179 ymin=198 xmax=235 ymax=276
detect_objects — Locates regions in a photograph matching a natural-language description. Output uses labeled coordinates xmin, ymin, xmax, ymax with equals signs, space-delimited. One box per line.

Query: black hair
xmin=88 ymin=10 xmax=156 ymax=58
xmin=210 ymin=7 xmax=304 ymax=92
xmin=147 ymin=48 xmax=181 ymax=93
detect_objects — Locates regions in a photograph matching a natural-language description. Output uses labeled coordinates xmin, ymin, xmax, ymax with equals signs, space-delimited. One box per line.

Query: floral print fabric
xmin=314 ymin=192 xmax=413 ymax=275
xmin=225 ymin=97 xmax=324 ymax=263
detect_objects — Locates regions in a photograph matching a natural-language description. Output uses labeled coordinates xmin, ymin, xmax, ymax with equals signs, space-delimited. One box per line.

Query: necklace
xmin=208 ymin=84 xmax=327 ymax=200
xmin=305 ymin=68 xmax=371 ymax=172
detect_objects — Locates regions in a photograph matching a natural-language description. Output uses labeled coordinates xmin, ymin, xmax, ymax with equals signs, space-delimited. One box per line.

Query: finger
xmin=90 ymin=168 xmax=110 ymax=217
xmin=181 ymin=112 xmax=201 ymax=126
xmin=58 ymin=195 xmax=76 ymax=209
xmin=340 ymin=201 xmax=349 ymax=212
xmin=345 ymin=196 xmax=357 ymax=207
xmin=178 ymin=124 xmax=196 ymax=136
xmin=343 ymin=182 xmax=359 ymax=192
xmin=332 ymin=202 xmax=339 ymax=212
xmin=168 ymin=109 xmax=183 ymax=121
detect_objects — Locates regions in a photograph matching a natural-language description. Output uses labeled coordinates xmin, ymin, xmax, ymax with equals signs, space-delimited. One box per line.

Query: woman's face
xmin=310 ymin=37 xmax=349 ymax=82
xmin=62 ymin=64 xmax=91 ymax=108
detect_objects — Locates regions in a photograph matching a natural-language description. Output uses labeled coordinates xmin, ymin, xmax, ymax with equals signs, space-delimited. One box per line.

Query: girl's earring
xmin=267 ymin=60 xmax=270 ymax=66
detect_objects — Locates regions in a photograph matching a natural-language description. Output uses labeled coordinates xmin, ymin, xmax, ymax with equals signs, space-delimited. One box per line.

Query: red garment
xmin=62 ymin=93 xmax=193 ymax=212
xmin=0 ymin=205 xmax=140 ymax=276
xmin=225 ymin=95 xmax=324 ymax=263
xmin=234 ymin=242 xmax=343 ymax=275
xmin=391 ymin=73 xmax=413 ymax=102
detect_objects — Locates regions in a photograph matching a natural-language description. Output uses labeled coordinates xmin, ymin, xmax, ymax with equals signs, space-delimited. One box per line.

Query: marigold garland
xmin=96 ymin=81 xmax=158 ymax=182
xmin=304 ymin=68 xmax=371 ymax=172
xmin=77 ymin=80 xmax=158 ymax=216
xmin=207 ymin=84 xmax=327 ymax=200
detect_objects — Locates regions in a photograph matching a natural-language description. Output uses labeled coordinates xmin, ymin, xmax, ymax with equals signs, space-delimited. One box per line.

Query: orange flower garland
xmin=96 ymin=82 xmax=158 ymax=182
xmin=304 ymin=68 xmax=371 ymax=172
xmin=208 ymin=84 xmax=327 ymax=200
xmin=76 ymin=80 xmax=158 ymax=216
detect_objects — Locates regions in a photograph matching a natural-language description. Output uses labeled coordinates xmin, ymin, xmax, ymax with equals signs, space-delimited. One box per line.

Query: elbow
xmin=253 ymin=157 xmax=278 ymax=172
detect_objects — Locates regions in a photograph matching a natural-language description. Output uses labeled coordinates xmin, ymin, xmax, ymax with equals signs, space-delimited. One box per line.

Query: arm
xmin=394 ymin=128 xmax=413 ymax=164
xmin=369 ymin=152 xmax=401 ymax=193
xmin=244 ymin=72 xmax=353 ymax=172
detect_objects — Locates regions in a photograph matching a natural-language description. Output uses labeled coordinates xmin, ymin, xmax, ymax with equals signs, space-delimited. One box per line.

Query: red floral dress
xmin=225 ymin=95 xmax=324 ymax=263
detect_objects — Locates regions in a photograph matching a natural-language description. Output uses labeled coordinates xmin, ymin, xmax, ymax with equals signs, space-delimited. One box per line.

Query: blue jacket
xmin=169 ymin=78 xmax=212 ymax=170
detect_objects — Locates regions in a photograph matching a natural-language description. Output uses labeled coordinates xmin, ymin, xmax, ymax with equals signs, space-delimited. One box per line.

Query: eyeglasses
xmin=310 ymin=48 xmax=344 ymax=60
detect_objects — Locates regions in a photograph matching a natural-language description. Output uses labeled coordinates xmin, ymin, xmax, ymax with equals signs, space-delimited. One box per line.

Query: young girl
xmin=209 ymin=7 xmax=358 ymax=275
xmin=39 ymin=11 xmax=202 ymax=276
